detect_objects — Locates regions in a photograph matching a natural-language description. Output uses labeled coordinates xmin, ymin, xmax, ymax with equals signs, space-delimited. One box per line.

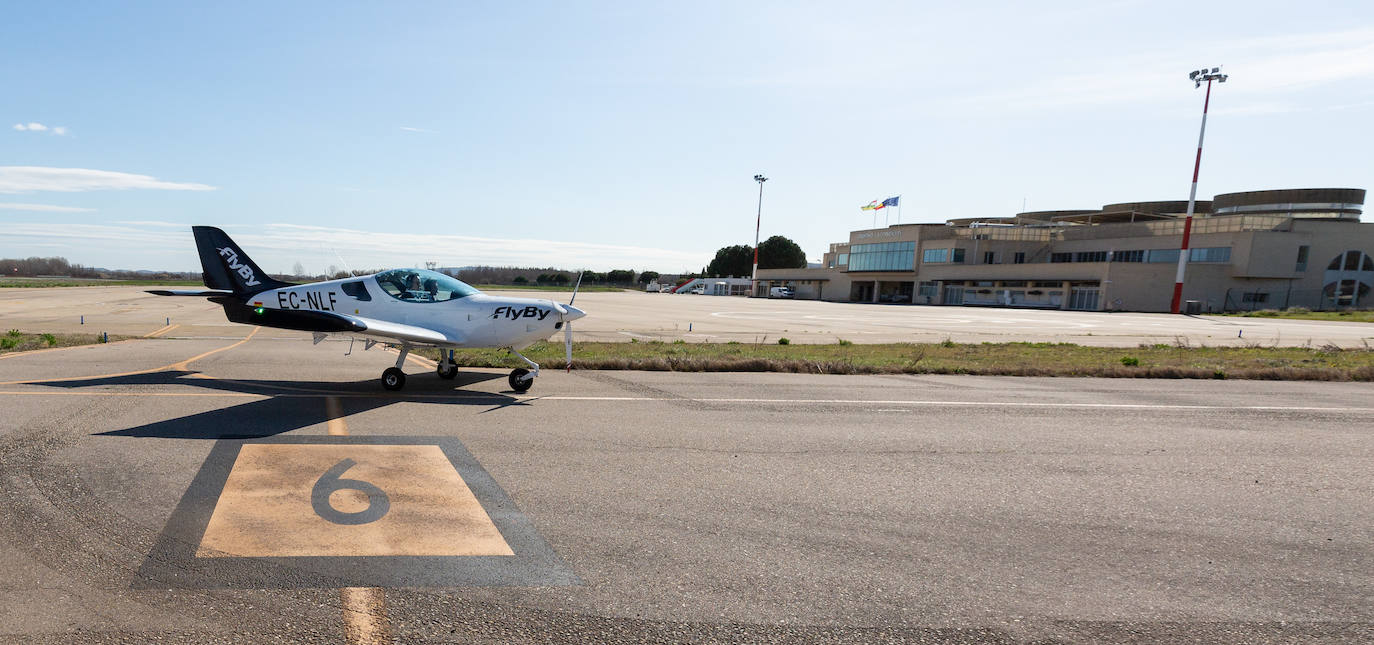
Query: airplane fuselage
xmin=249 ymin=275 xmax=568 ymax=350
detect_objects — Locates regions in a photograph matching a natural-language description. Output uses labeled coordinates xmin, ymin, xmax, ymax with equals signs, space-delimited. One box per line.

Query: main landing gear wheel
xmin=437 ymin=364 xmax=458 ymax=379
xmin=508 ymin=368 xmax=533 ymax=393
xmin=382 ymin=367 xmax=406 ymax=391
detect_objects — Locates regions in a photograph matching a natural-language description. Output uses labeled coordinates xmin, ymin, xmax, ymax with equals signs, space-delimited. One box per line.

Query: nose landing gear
xmin=437 ymin=349 xmax=458 ymax=379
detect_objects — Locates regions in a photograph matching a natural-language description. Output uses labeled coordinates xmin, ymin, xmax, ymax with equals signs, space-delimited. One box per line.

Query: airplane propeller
xmin=563 ymin=271 xmax=584 ymax=371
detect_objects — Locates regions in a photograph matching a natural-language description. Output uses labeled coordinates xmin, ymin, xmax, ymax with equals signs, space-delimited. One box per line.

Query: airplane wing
xmin=168 ymin=291 xmax=461 ymax=346
xmin=343 ymin=314 xmax=458 ymax=346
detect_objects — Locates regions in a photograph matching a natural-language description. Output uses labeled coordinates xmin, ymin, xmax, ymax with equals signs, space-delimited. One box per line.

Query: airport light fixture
xmin=751 ymin=174 xmax=768 ymax=294
xmin=1171 ymin=66 xmax=1228 ymax=314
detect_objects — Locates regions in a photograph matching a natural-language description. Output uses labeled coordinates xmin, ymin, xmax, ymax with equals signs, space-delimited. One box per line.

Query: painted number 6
xmin=311 ymin=458 xmax=391 ymax=525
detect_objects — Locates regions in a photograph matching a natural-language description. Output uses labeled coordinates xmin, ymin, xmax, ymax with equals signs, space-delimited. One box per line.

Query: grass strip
xmin=422 ymin=340 xmax=1374 ymax=381
xmin=1210 ymin=309 xmax=1374 ymax=323
xmin=0 ymin=330 xmax=125 ymax=354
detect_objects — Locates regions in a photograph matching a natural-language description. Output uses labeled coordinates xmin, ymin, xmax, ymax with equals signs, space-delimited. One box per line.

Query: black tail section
xmin=192 ymin=226 xmax=292 ymax=296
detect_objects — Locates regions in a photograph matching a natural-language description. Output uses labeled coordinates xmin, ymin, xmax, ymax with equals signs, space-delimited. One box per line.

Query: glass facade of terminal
xmin=849 ymin=241 xmax=915 ymax=271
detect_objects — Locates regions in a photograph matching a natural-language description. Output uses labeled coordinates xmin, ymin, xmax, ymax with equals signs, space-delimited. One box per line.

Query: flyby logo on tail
xmin=218 ymin=247 xmax=261 ymax=287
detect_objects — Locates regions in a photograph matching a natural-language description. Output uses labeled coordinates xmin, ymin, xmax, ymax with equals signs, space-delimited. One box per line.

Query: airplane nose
xmin=563 ymin=305 xmax=586 ymax=322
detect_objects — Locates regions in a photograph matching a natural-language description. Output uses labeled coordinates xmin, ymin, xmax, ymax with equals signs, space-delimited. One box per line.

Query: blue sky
xmin=4 ymin=1 xmax=1373 ymax=274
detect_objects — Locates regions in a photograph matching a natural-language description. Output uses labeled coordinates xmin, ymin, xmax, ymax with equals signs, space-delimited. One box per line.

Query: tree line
xmin=1 ymin=256 xmax=199 ymax=281
xmin=702 ymin=235 xmax=807 ymax=277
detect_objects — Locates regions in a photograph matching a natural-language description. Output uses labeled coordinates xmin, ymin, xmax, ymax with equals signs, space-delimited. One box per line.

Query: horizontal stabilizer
xmin=146 ymin=289 xmax=236 ymax=297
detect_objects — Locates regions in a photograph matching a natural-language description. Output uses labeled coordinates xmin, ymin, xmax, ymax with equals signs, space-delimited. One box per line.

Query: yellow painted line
xmin=0 ymin=338 xmax=139 ymax=360
xmin=322 ymin=397 xmax=394 ymax=645
xmin=326 ymin=396 xmax=348 ymax=436
xmin=143 ymin=323 xmax=179 ymax=338
xmin=169 ymin=327 xmax=260 ymax=370
xmin=341 ymin=587 xmax=393 ymax=645
xmin=0 ymin=327 xmax=259 ymax=385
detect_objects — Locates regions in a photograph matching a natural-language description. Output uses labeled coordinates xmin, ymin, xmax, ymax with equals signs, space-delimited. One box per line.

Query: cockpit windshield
xmin=373 ymin=269 xmax=481 ymax=302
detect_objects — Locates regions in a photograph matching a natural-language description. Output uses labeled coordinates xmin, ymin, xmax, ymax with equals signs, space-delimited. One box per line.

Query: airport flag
xmin=882 ymin=196 xmax=900 ymax=208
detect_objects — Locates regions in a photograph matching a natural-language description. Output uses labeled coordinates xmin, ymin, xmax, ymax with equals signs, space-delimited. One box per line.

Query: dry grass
xmin=423 ymin=340 xmax=1374 ymax=381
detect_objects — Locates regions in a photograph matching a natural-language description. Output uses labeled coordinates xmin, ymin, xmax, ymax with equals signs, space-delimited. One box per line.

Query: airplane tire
xmin=508 ymin=368 xmax=532 ymax=393
xmin=437 ymin=364 xmax=458 ymax=379
xmin=382 ymin=367 xmax=406 ymax=391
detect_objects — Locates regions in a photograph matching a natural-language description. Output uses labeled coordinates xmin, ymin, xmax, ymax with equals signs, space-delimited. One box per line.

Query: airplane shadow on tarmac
xmin=22 ymin=369 xmax=523 ymax=440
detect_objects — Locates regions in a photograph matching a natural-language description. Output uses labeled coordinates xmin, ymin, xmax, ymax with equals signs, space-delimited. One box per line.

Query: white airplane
xmin=149 ymin=226 xmax=586 ymax=392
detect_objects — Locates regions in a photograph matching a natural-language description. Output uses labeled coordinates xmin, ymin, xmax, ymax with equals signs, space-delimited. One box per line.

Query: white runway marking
xmin=3 ymin=389 xmax=1372 ymax=413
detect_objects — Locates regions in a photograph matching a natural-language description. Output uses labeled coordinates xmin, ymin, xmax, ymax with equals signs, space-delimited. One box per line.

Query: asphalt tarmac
xmin=4 ymin=285 xmax=1374 ymax=347
xmin=0 ymin=331 xmax=1370 ymax=643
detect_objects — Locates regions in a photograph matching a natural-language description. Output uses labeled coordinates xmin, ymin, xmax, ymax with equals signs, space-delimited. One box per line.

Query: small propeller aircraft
xmin=148 ymin=226 xmax=586 ymax=392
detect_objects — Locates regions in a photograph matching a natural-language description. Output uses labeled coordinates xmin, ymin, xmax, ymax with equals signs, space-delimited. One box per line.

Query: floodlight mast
xmin=752 ymin=174 xmax=768 ymax=295
xmin=1171 ymin=66 xmax=1228 ymax=314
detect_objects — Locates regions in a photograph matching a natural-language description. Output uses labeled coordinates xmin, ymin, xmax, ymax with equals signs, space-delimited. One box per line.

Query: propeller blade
xmin=569 ymin=271 xmax=584 ymax=307
xmin=564 ymin=321 xmax=574 ymax=372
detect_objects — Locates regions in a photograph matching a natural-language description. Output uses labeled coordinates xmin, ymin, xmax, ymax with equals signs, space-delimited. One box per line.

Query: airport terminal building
xmin=755 ymin=188 xmax=1371 ymax=313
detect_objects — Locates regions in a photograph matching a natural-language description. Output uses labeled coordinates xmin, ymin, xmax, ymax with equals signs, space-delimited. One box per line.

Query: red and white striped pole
xmin=1171 ymin=67 xmax=1227 ymax=314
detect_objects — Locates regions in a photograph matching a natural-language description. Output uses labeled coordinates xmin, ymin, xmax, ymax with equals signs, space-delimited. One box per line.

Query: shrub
xmin=6 ymin=329 xmax=20 ymax=337
xmin=778 ymin=337 xmax=790 ymax=345
xmin=940 ymin=338 xmax=956 ymax=348
xmin=41 ymin=333 xmax=56 ymax=346
xmin=837 ymin=339 xmax=852 ymax=346
xmin=1120 ymin=356 xmax=1139 ymax=366
xmin=0 ymin=337 xmax=15 ymax=349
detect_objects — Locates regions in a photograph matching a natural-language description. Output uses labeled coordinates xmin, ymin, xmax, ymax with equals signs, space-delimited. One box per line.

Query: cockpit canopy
xmin=373 ymin=269 xmax=481 ymax=302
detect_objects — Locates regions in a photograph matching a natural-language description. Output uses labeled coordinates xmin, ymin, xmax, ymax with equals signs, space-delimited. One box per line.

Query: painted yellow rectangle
xmin=196 ymin=444 xmax=514 ymax=557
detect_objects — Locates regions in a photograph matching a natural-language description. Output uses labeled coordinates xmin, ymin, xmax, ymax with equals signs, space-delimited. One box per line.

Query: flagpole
xmin=898 ymin=195 xmax=902 ymax=225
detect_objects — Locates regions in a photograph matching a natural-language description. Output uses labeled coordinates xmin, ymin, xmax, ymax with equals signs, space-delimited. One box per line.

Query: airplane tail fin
xmin=192 ymin=226 xmax=292 ymax=296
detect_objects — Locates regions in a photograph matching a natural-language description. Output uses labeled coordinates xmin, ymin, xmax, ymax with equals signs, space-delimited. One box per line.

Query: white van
xmin=768 ymin=286 xmax=794 ymax=299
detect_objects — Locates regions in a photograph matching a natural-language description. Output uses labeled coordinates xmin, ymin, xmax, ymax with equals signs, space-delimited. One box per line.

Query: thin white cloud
xmin=399 ymin=126 xmax=437 ymax=133
xmin=0 ymin=221 xmax=706 ymax=273
xmin=957 ymin=27 xmax=1374 ymax=113
xmin=112 ymin=220 xmax=189 ymax=227
xmin=0 ymin=166 xmax=217 ymax=193
xmin=12 ymin=122 xmax=67 ymax=134
xmin=247 ymin=224 xmax=705 ymax=273
xmin=0 ymin=202 xmax=96 ymax=213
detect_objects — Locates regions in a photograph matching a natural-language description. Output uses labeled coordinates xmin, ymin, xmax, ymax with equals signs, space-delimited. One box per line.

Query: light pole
xmin=1171 ymin=66 xmax=1228 ymax=314
xmin=752 ymin=173 xmax=768 ymax=296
